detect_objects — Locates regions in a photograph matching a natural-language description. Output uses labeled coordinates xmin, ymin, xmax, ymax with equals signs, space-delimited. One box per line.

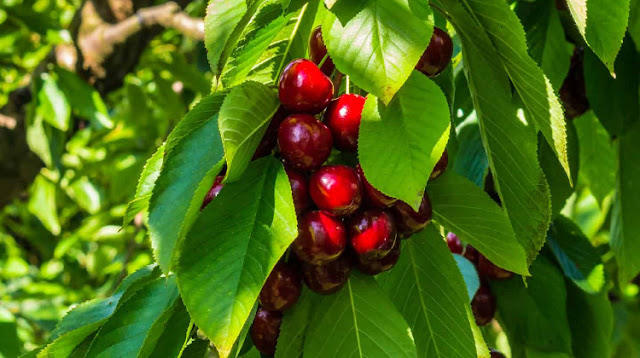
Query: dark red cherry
xmin=471 ymin=283 xmax=496 ymax=326
xmin=292 ymin=210 xmax=347 ymax=265
xmin=259 ymin=262 xmax=302 ymax=312
xmin=356 ymin=164 xmax=397 ymax=209
xmin=309 ymin=26 xmax=334 ymax=76
xmin=430 ymin=149 xmax=448 ymax=180
xmin=285 ymin=168 xmax=311 ymax=215
xmin=356 ymin=240 xmax=401 ymax=275
xmin=201 ymin=176 xmax=224 ymax=210
xmin=278 ymin=59 xmax=334 ymax=114
xmin=478 ymin=254 xmax=514 ymax=280
xmin=278 ymin=114 xmax=333 ymax=171
xmin=446 ymin=232 xmax=463 ymax=255
xmin=463 ymin=244 xmax=480 ymax=265
xmin=415 ymin=27 xmax=453 ymax=78
xmin=253 ymin=107 xmax=288 ymax=159
xmin=324 ymin=94 xmax=366 ymax=152
xmin=348 ymin=210 xmax=396 ymax=259
xmin=309 ymin=165 xmax=362 ymax=216
xmin=302 ymin=254 xmax=353 ymax=295
xmin=490 ymin=349 xmax=507 ymax=358
xmin=250 ymin=308 xmax=282 ymax=355
xmin=390 ymin=194 xmax=433 ymax=238
xmin=559 ymin=47 xmax=589 ymax=120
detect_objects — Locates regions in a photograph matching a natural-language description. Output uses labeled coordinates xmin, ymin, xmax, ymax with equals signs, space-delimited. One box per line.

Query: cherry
xmin=430 ymin=149 xmax=448 ymax=180
xmin=278 ymin=114 xmax=333 ymax=171
xmin=356 ymin=164 xmax=397 ymax=209
xmin=463 ymin=244 xmax=480 ymax=265
xmin=490 ymin=349 xmax=507 ymax=358
xmin=471 ymin=283 xmax=496 ymax=326
xmin=559 ymin=47 xmax=589 ymax=120
xmin=201 ymin=176 xmax=224 ymax=210
xmin=302 ymin=254 xmax=352 ymax=294
xmin=415 ymin=27 xmax=453 ymax=78
xmin=278 ymin=59 xmax=334 ymax=114
xmin=348 ymin=210 xmax=397 ymax=259
xmin=390 ymin=194 xmax=433 ymax=238
xmin=478 ymin=254 xmax=514 ymax=280
xmin=250 ymin=307 xmax=282 ymax=355
xmin=292 ymin=210 xmax=347 ymax=265
xmin=356 ymin=240 xmax=401 ymax=275
xmin=253 ymin=107 xmax=288 ymax=159
xmin=259 ymin=262 xmax=302 ymax=312
xmin=285 ymin=168 xmax=311 ymax=215
xmin=309 ymin=165 xmax=362 ymax=216
xmin=309 ymin=26 xmax=334 ymax=76
xmin=446 ymin=232 xmax=463 ymax=255
xmin=324 ymin=94 xmax=366 ymax=152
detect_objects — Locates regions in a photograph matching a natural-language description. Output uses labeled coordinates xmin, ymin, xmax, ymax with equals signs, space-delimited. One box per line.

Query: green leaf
xmin=54 ymin=68 xmax=112 ymax=129
xmin=304 ymin=272 xmax=416 ymax=358
xmin=377 ymin=227 xmax=477 ymax=358
xmin=205 ymin=0 xmax=248 ymax=76
xmin=123 ymin=144 xmax=165 ymax=227
xmin=181 ymin=339 xmax=209 ymax=358
xmin=465 ymin=306 xmax=491 ymax=358
xmin=25 ymin=110 xmax=65 ymax=169
xmin=37 ymin=73 xmax=70 ymax=131
xmin=427 ymin=172 xmax=529 ymax=275
xmin=359 ymin=72 xmax=450 ymax=210
xmin=0 ymin=307 xmax=19 ymax=358
xmin=275 ymin=289 xmax=314 ymax=358
xmin=452 ymin=115 xmax=488 ymax=188
xmin=565 ymin=0 xmax=630 ymax=71
xmin=28 ymin=174 xmax=60 ymax=236
xmin=148 ymin=94 xmax=226 ymax=274
xmin=566 ymin=284 xmax=613 ymax=358
xmin=66 ymin=177 xmax=104 ymax=215
xmin=454 ymin=254 xmax=480 ymax=302
xmin=631 ymin=0 xmax=640 ymax=50
xmin=323 ymin=0 xmax=433 ymax=103
xmin=149 ymin=301 xmax=191 ymax=358
xmin=219 ymin=81 xmax=279 ymax=182
xmin=176 ymin=157 xmax=297 ymax=358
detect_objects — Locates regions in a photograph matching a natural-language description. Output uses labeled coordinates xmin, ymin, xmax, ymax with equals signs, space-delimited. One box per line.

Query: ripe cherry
xmin=390 ymin=194 xmax=433 ymax=238
xmin=324 ymin=94 xmax=366 ymax=152
xmin=356 ymin=240 xmax=401 ymax=275
xmin=446 ymin=232 xmax=463 ymax=255
xmin=559 ymin=47 xmax=589 ymax=120
xmin=309 ymin=165 xmax=362 ymax=216
xmin=463 ymin=244 xmax=480 ymax=265
xmin=285 ymin=168 xmax=311 ymax=215
xmin=430 ymin=149 xmax=448 ymax=180
xmin=201 ymin=175 xmax=224 ymax=210
xmin=356 ymin=164 xmax=397 ymax=209
xmin=250 ymin=307 xmax=282 ymax=355
xmin=471 ymin=283 xmax=496 ymax=326
xmin=253 ymin=107 xmax=288 ymax=159
xmin=302 ymin=254 xmax=353 ymax=294
xmin=490 ymin=349 xmax=507 ymax=358
xmin=415 ymin=27 xmax=453 ymax=78
xmin=259 ymin=262 xmax=302 ymax=312
xmin=309 ymin=26 xmax=334 ymax=76
xmin=278 ymin=59 xmax=334 ymax=114
xmin=293 ymin=210 xmax=347 ymax=265
xmin=348 ymin=210 xmax=397 ymax=259
xmin=278 ymin=114 xmax=333 ymax=171
xmin=478 ymin=254 xmax=514 ymax=280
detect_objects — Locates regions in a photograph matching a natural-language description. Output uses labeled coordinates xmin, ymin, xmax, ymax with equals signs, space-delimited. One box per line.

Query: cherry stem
xmin=275 ymin=3 xmax=309 ymax=79
xmin=177 ymin=320 xmax=195 ymax=358
xmin=345 ymin=75 xmax=350 ymax=94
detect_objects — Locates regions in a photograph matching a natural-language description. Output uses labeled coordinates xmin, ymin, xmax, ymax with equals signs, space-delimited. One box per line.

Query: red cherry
xmin=250 ymin=308 xmax=282 ymax=355
xmin=390 ymin=194 xmax=433 ymax=238
xmin=446 ymin=232 xmax=463 ymax=254
xmin=430 ymin=149 xmax=449 ymax=180
xmin=478 ymin=254 xmax=514 ymax=280
xmin=415 ymin=27 xmax=453 ymax=78
xmin=490 ymin=350 xmax=507 ymax=358
xmin=292 ymin=210 xmax=347 ymax=265
xmin=348 ymin=210 xmax=397 ymax=259
xmin=309 ymin=165 xmax=362 ymax=216
xmin=201 ymin=176 xmax=224 ymax=210
xmin=302 ymin=254 xmax=353 ymax=295
xmin=471 ymin=283 xmax=496 ymax=326
xmin=259 ymin=262 xmax=302 ymax=312
xmin=356 ymin=164 xmax=397 ymax=209
xmin=324 ymin=94 xmax=366 ymax=152
xmin=356 ymin=240 xmax=401 ymax=275
xmin=463 ymin=244 xmax=480 ymax=265
xmin=285 ymin=168 xmax=311 ymax=215
xmin=278 ymin=59 xmax=334 ymax=114
xmin=253 ymin=107 xmax=288 ymax=159
xmin=309 ymin=26 xmax=334 ymax=76
xmin=278 ymin=114 xmax=333 ymax=171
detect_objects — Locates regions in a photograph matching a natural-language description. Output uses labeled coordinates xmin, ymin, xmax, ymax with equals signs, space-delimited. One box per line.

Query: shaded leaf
xmin=275 ymin=289 xmax=314 ymax=358
xmin=566 ymin=283 xmax=613 ymax=358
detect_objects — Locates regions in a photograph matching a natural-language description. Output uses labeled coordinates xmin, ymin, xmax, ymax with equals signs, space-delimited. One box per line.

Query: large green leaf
xmin=453 ymin=115 xmax=488 ymax=188
xmin=123 ymin=144 xmax=165 ymax=227
xmin=28 ymin=174 xmax=60 ymax=236
xmin=427 ymin=172 xmax=529 ymax=275
xmin=54 ymin=68 xmax=112 ymax=129
xmin=304 ymin=272 xmax=417 ymax=358
xmin=0 ymin=307 xmax=19 ymax=358
xmin=275 ymin=289 xmax=314 ymax=358
xmin=149 ymin=302 xmax=191 ymax=358
xmin=566 ymin=284 xmax=613 ymax=358
xmin=205 ymin=0 xmax=248 ymax=77
xmin=631 ymin=0 xmax=640 ymax=50
xmin=377 ymin=227 xmax=477 ymax=358
xmin=148 ymin=94 xmax=226 ymax=274
xmin=218 ymin=81 xmax=279 ymax=182
xmin=323 ymin=0 xmax=433 ymax=103
xmin=36 ymin=73 xmax=70 ymax=132
xmin=359 ymin=72 xmax=450 ymax=210
xmin=176 ymin=157 xmax=297 ymax=358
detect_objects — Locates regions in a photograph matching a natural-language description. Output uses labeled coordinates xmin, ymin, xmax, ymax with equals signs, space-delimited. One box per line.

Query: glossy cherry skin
xmin=356 ymin=164 xmax=397 ymax=209
xmin=278 ymin=114 xmax=333 ymax=171
xmin=293 ymin=210 xmax=347 ymax=265
xmin=309 ymin=165 xmax=362 ymax=216
xmin=490 ymin=350 xmax=507 ymax=358
xmin=259 ymin=262 xmax=302 ymax=312
xmin=253 ymin=107 xmax=288 ymax=159
xmin=285 ymin=168 xmax=311 ymax=215
xmin=201 ymin=176 xmax=224 ymax=210
xmin=302 ymin=254 xmax=353 ymax=295
xmin=348 ymin=210 xmax=397 ymax=259
xmin=471 ymin=283 xmax=496 ymax=326
xmin=309 ymin=26 xmax=334 ymax=75
xmin=416 ymin=27 xmax=453 ymax=78
xmin=278 ymin=59 xmax=334 ymax=114
xmin=478 ymin=254 xmax=514 ymax=280
xmin=430 ymin=149 xmax=449 ymax=180
xmin=356 ymin=240 xmax=401 ymax=275
xmin=324 ymin=94 xmax=366 ymax=152
xmin=463 ymin=244 xmax=480 ymax=265
xmin=390 ymin=194 xmax=433 ymax=238
xmin=250 ymin=308 xmax=282 ymax=355
xmin=446 ymin=232 xmax=463 ymax=255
